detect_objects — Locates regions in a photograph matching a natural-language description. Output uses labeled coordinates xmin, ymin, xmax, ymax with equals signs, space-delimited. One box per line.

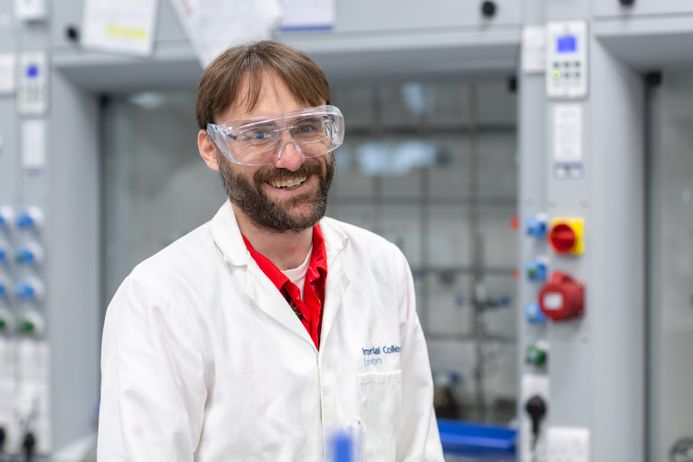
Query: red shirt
xmin=242 ymin=225 xmax=328 ymax=349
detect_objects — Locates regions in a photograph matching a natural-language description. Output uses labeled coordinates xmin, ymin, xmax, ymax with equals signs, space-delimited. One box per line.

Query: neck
xmin=233 ymin=204 xmax=313 ymax=270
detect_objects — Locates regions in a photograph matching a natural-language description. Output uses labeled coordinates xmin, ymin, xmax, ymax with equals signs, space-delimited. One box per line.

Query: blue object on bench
xmin=438 ymin=419 xmax=517 ymax=458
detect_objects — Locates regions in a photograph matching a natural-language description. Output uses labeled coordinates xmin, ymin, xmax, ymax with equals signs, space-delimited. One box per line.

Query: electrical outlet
xmin=547 ymin=427 xmax=590 ymax=462
xmin=520 ymin=374 xmax=549 ymax=462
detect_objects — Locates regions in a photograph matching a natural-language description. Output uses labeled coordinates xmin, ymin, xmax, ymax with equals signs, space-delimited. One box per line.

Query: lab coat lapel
xmin=320 ymin=256 xmax=350 ymax=348
xmin=210 ymin=200 xmax=250 ymax=268
xmin=211 ymin=200 xmax=316 ymax=349
xmin=245 ymin=268 xmax=316 ymax=350
xmin=319 ymin=218 xmax=351 ymax=348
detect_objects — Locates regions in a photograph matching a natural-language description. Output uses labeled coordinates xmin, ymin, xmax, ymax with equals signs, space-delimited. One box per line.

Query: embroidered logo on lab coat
xmin=361 ymin=344 xmax=400 ymax=366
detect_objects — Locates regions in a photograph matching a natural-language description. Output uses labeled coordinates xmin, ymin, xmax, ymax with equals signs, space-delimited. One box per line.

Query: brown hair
xmin=195 ymin=40 xmax=331 ymax=129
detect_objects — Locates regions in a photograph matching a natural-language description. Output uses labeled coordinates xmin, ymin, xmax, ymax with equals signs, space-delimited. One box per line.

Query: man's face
xmin=218 ymin=152 xmax=335 ymax=233
xmin=215 ymin=73 xmax=335 ymax=233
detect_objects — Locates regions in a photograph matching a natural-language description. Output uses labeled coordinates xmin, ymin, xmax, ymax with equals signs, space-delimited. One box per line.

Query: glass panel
xmin=478 ymin=133 xmax=517 ymax=201
xmin=427 ymin=204 xmax=473 ymax=267
xmin=332 ymin=79 xmax=518 ymax=426
xmin=379 ymin=204 xmax=423 ymax=267
xmin=479 ymin=205 xmax=516 ymax=269
xmin=650 ymin=72 xmax=693 ymax=461
xmin=102 ymin=92 xmax=221 ymax=301
xmin=429 ymin=135 xmax=473 ymax=200
xmin=330 ymin=144 xmax=376 ymax=199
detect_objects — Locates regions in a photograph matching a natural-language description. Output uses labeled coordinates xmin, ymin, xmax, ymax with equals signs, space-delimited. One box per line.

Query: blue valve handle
xmin=16 ymin=248 xmax=36 ymax=264
xmin=16 ymin=212 xmax=36 ymax=230
xmin=16 ymin=282 xmax=37 ymax=301
xmin=525 ymin=217 xmax=547 ymax=239
xmin=525 ymin=260 xmax=548 ymax=282
xmin=524 ymin=304 xmax=547 ymax=324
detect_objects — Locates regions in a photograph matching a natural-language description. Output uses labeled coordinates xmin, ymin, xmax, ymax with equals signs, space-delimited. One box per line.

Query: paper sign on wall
xmin=169 ymin=0 xmax=281 ymax=67
xmin=0 ymin=54 xmax=16 ymax=94
xmin=553 ymin=104 xmax=582 ymax=162
xmin=553 ymin=104 xmax=584 ymax=179
xmin=15 ymin=0 xmax=47 ymax=21
xmin=82 ymin=0 xmax=159 ymax=56
xmin=22 ymin=119 xmax=46 ymax=171
xmin=279 ymin=0 xmax=335 ymax=31
xmin=522 ymin=26 xmax=546 ymax=74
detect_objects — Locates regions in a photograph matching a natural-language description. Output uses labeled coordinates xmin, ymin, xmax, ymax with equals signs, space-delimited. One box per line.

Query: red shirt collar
xmin=242 ymin=224 xmax=327 ymax=294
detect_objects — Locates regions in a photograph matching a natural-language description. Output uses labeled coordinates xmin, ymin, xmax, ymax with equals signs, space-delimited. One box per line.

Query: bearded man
xmin=98 ymin=40 xmax=443 ymax=462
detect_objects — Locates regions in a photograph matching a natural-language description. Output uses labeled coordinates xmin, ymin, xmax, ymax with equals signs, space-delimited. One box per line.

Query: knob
xmin=526 ymin=344 xmax=548 ymax=367
xmin=22 ymin=432 xmax=36 ymax=460
xmin=524 ymin=304 xmax=547 ymax=325
xmin=18 ymin=311 xmax=45 ymax=336
xmin=15 ymin=278 xmax=45 ymax=302
xmin=524 ymin=258 xmax=548 ymax=282
xmin=525 ymin=395 xmax=548 ymax=450
xmin=620 ymin=0 xmax=635 ymax=6
xmin=525 ymin=214 xmax=548 ymax=239
xmin=548 ymin=217 xmax=585 ymax=255
xmin=481 ymin=1 xmax=497 ymax=18
xmin=15 ymin=207 xmax=43 ymax=231
xmin=15 ymin=242 xmax=44 ymax=266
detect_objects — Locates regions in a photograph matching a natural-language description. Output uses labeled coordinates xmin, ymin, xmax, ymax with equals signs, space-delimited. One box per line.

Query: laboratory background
xmin=0 ymin=0 xmax=692 ymax=460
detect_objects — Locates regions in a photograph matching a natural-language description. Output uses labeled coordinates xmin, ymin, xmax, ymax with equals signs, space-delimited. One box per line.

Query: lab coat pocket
xmin=358 ymin=370 xmax=402 ymax=462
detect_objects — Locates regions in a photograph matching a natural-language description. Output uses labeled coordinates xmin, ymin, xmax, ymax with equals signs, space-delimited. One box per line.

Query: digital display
xmin=556 ymin=35 xmax=577 ymax=53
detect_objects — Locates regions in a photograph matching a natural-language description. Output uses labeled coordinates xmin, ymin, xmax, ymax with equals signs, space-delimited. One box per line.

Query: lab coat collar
xmin=319 ymin=217 xmax=348 ymax=262
xmin=210 ymin=200 xmax=250 ymax=267
xmin=315 ymin=218 xmax=350 ymax=349
xmin=210 ymin=200 xmax=350 ymax=268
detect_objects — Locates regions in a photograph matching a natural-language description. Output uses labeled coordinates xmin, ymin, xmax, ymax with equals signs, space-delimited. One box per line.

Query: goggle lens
xmin=207 ymin=106 xmax=344 ymax=166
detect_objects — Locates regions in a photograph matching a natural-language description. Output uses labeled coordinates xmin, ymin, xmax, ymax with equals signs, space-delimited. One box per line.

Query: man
xmin=98 ymin=40 xmax=443 ymax=462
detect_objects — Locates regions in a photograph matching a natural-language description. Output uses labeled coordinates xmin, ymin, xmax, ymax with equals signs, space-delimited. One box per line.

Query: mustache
xmin=254 ymin=159 xmax=323 ymax=184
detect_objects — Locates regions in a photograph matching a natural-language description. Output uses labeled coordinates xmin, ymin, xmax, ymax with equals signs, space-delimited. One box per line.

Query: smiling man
xmin=98 ymin=41 xmax=443 ymax=462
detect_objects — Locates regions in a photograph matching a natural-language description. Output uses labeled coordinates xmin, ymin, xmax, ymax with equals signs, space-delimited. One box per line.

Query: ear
xmin=198 ymin=129 xmax=220 ymax=172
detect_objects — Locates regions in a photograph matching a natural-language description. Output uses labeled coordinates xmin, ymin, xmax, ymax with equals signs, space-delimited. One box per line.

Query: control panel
xmin=18 ymin=52 xmax=49 ymax=116
xmin=520 ymin=0 xmax=651 ymax=458
xmin=0 ymin=205 xmax=50 ymax=457
xmin=521 ymin=212 xmax=588 ymax=460
xmin=546 ymin=21 xmax=589 ymax=99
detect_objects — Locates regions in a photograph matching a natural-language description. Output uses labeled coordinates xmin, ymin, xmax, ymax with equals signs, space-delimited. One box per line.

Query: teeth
xmin=270 ymin=175 xmax=307 ymax=189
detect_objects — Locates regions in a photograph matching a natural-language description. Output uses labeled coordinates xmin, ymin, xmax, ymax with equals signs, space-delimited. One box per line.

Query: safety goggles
xmin=207 ymin=105 xmax=345 ymax=166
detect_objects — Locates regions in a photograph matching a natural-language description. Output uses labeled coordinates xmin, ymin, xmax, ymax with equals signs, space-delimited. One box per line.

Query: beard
xmin=218 ymin=153 xmax=335 ymax=233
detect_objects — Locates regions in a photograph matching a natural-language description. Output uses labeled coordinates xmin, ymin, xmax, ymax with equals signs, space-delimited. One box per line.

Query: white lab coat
xmin=98 ymin=201 xmax=443 ymax=462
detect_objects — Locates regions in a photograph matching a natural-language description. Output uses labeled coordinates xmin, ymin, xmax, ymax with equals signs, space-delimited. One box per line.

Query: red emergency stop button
xmin=539 ymin=271 xmax=585 ymax=321
xmin=548 ymin=218 xmax=584 ymax=255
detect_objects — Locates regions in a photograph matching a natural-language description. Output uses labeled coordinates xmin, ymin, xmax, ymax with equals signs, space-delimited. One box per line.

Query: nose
xmin=274 ymin=140 xmax=305 ymax=171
